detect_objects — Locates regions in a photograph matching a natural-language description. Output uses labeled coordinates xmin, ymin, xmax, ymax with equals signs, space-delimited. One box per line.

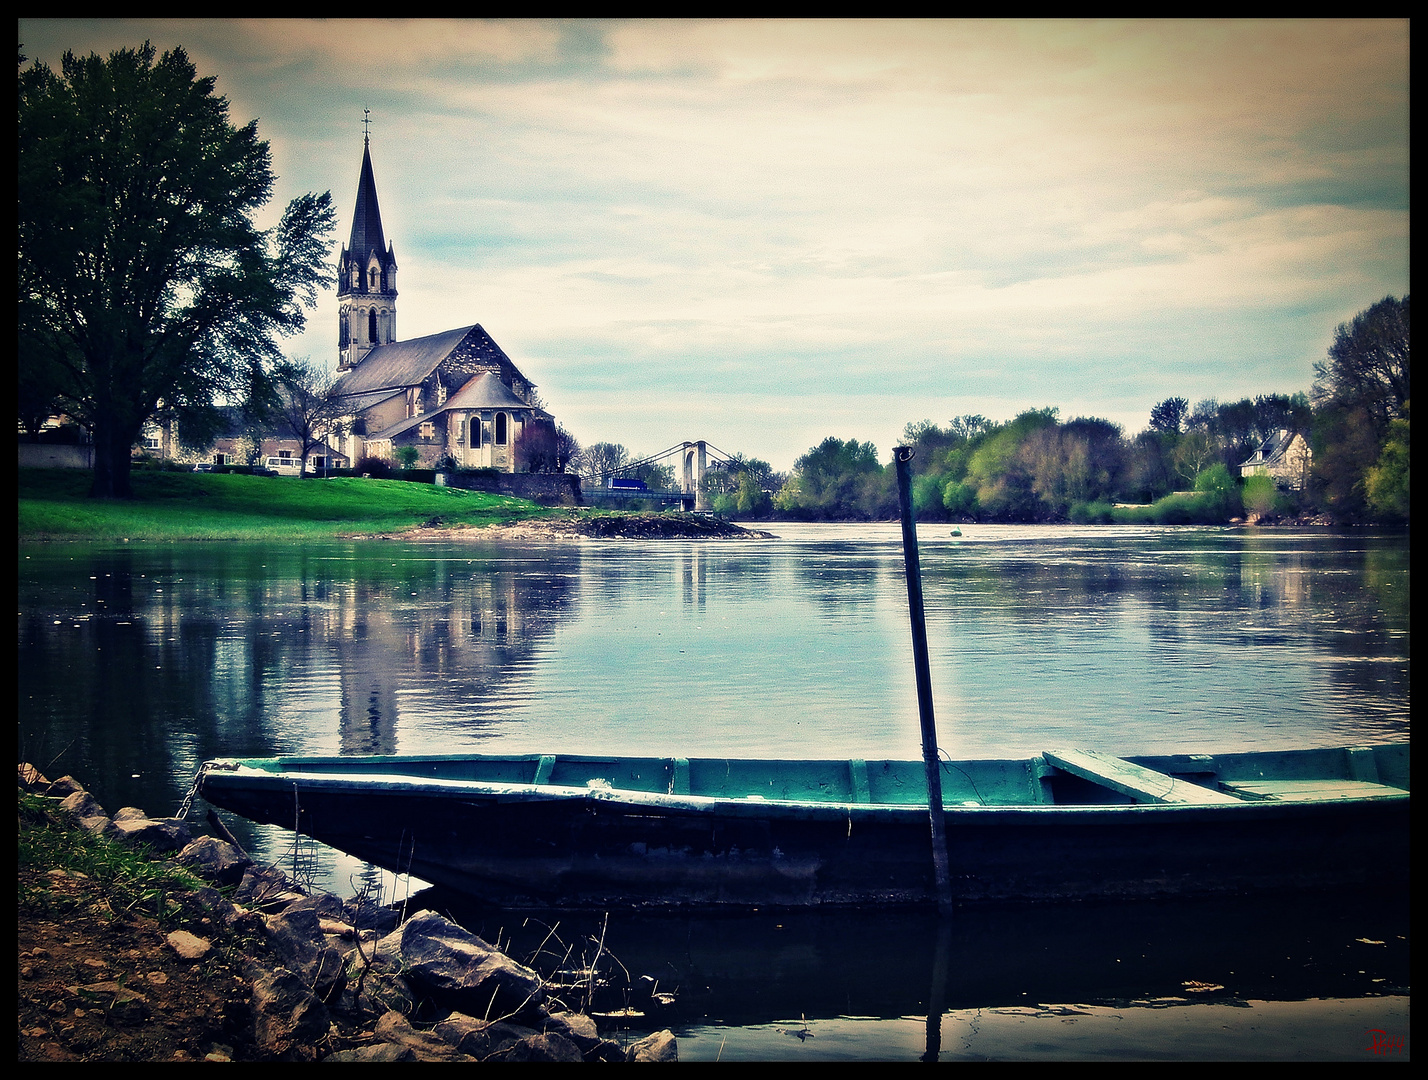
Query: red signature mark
xmin=1365 ymin=1029 xmax=1405 ymax=1055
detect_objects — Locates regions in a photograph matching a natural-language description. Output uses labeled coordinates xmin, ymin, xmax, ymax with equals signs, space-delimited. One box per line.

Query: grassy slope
xmin=17 ymin=468 xmax=551 ymax=541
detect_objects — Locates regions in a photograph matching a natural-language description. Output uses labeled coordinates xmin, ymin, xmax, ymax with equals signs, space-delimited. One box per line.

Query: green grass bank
xmin=18 ymin=468 xmax=552 ymax=542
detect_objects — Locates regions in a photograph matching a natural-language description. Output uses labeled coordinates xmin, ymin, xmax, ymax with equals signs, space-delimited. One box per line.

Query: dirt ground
xmin=17 ymin=862 xmax=267 ymax=1062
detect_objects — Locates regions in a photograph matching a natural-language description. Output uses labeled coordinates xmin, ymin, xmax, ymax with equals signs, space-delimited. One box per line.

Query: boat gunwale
xmin=202 ymin=760 xmax=1410 ymax=816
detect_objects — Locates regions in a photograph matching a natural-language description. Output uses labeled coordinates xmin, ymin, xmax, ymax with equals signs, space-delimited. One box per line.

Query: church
xmin=331 ymin=135 xmax=551 ymax=471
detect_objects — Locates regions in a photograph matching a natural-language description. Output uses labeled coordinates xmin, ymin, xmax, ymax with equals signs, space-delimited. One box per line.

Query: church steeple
xmin=337 ymin=125 xmax=399 ymax=372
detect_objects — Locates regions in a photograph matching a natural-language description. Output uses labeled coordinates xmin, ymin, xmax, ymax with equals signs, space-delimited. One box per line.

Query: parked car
xmin=192 ymin=462 xmax=213 ymax=472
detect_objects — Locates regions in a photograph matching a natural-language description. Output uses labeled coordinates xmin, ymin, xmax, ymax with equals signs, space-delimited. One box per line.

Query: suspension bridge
xmin=582 ymin=440 xmax=738 ymax=512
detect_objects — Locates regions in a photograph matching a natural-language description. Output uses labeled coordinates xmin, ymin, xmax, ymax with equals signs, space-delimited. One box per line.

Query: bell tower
xmin=338 ymin=117 xmax=398 ymax=372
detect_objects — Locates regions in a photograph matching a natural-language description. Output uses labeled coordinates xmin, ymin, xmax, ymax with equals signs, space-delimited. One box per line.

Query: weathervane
xmin=362 ymin=107 xmax=371 ymax=144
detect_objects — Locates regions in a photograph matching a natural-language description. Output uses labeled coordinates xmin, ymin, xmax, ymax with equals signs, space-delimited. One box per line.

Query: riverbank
xmin=17 ymin=765 xmax=677 ymax=1062
xmin=392 ymin=511 xmax=777 ymax=541
xmin=18 ymin=468 xmax=776 ymax=542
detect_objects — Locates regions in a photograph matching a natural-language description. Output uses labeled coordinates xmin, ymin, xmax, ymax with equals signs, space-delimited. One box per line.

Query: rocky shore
xmin=391 ymin=510 xmax=776 ymax=541
xmin=17 ymin=765 xmax=677 ymax=1062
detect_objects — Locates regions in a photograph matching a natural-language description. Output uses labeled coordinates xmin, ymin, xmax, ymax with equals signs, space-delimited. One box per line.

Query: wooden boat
xmin=200 ymin=743 xmax=1408 ymax=908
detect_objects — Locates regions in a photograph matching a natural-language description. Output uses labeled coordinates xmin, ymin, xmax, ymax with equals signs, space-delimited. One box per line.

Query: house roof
xmin=1239 ymin=430 xmax=1299 ymax=469
xmin=333 ymin=324 xmax=529 ymax=399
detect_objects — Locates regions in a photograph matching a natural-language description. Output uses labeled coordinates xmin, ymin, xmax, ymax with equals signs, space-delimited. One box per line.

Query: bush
xmin=1069 ymin=500 xmax=1116 ymax=524
xmin=1242 ymin=475 xmax=1279 ymax=518
xmin=354 ymin=455 xmax=392 ymax=479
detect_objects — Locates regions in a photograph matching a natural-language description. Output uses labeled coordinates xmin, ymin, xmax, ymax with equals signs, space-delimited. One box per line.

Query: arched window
xmin=495 ymin=413 xmax=508 ymax=446
xmin=469 ymin=417 xmax=480 ymax=449
xmin=369 ymin=309 xmax=378 ymax=342
xmin=369 ymin=267 xmax=379 ymax=290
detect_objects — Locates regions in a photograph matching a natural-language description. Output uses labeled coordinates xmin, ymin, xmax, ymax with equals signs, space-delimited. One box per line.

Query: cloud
xmin=19 ymin=18 xmax=1408 ymax=469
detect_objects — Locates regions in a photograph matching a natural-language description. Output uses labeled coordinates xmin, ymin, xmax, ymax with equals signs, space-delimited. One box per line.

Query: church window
xmin=495 ymin=413 xmax=508 ymax=445
xmin=369 ymin=267 xmax=379 ymax=290
xmin=369 ymin=309 xmax=378 ymax=342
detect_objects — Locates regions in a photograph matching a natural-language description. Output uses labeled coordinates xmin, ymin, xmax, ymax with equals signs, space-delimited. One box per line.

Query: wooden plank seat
xmin=1219 ymin=779 xmax=1409 ymax=802
xmin=1044 ymin=748 xmax=1244 ymax=805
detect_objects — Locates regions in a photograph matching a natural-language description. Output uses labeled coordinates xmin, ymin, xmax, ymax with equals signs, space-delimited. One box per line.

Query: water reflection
xmin=17 ymin=526 xmax=1409 ymax=844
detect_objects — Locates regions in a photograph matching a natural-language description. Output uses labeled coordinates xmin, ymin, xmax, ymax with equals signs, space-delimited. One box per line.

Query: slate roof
xmin=1239 ymin=430 xmax=1298 ymax=469
xmin=333 ymin=326 xmax=476 ymax=397
xmin=333 ymin=325 xmax=530 ymax=400
xmin=347 ymin=138 xmax=388 ymax=261
xmin=446 ymin=371 xmax=531 ymax=411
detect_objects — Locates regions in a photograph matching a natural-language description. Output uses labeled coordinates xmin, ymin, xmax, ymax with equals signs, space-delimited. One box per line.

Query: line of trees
xmin=762 ymin=296 xmax=1407 ymax=525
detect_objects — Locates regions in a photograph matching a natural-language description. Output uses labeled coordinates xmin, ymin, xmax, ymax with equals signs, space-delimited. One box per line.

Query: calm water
xmin=17 ymin=523 xmax=1411 ymax=1060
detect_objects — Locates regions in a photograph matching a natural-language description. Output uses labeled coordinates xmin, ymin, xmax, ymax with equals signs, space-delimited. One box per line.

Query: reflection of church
xmin=332 ymin=135 xmax=551 ymax=471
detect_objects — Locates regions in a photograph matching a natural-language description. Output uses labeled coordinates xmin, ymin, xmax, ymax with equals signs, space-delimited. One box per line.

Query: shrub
xmin=1069 ymin=500 xmax=1115 ymax=524
xmin=354 ymin=455 xmax=392 ymax=479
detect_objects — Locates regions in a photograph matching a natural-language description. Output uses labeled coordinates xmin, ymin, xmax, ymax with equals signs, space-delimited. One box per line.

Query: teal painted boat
xmin=200 ymin=743 xmax=1409 ymax=908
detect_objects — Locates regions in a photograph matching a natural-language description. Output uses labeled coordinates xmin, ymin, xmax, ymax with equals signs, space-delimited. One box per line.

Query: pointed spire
xmin=347 ymin=136 xmax=387 ymax=260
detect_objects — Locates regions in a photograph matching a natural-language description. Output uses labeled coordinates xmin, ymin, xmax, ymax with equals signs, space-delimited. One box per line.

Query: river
xmin=17 ymin=523 xmax=1410 ymax=1060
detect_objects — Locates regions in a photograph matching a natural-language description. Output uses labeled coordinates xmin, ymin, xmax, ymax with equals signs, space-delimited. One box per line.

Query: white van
xmin=264 ymin=457 xmax=303 ymax=476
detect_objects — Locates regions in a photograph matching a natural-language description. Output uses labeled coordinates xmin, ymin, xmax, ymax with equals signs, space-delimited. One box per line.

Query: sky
xmin=18 ymin=19 xmax=1409 ymax=472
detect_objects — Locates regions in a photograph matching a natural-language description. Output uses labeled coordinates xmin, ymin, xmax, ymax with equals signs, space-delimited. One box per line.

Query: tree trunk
xmin=90 ymin=420 xmax=137 ymax=499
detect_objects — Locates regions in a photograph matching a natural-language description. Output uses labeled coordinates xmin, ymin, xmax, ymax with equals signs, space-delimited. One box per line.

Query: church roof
xmin=334 ymin=325 xmax=530 ymax=398
xmin=333 ymin=326 xmax=480 ymax=397
xmin=446 ymin=371 xmax=532 ymax=411
xmin=347 ymin=138 xmax=388 ymax=261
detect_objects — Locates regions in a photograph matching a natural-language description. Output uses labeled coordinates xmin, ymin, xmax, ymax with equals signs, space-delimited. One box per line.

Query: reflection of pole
xmin=922 ymin=918 xmax=953 ymax=1061
xmin=894 ymin=446 xmax=955 ymax=916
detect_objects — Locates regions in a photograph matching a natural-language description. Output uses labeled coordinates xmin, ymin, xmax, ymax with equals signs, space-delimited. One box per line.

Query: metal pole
xmin=894 ymin=446 xmax=955 ymax=916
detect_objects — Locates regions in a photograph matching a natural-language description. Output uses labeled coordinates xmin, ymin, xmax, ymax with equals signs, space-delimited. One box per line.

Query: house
xmin=1239 ymin=430 xmax=1311 ymax=490
xmin=329 ymin=135 xmax=551 ymax=471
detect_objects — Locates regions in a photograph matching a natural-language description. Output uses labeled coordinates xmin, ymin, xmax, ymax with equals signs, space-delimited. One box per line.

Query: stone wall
xmin=437 ymin=470 xmax=581 ymax=504
xmin=19 ymin=443 xmax=93 ymax=469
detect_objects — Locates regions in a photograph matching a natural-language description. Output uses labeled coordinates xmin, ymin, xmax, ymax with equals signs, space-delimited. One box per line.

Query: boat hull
xmin=200 ymin=749 xmax=1409 ymax=908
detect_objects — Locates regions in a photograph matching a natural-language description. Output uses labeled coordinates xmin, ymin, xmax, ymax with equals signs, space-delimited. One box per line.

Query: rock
xmin=541 ymin=1010 xmax=602 ymax=1052
xmin=325 ymin=1042 xmax=417 ymax=1062
xmin=430 ymin=1013 xmax=537 ymax=1058
xmin=370 ymin=1010 xmax=477 ymax=1062
xmin=262 ymin=908 xmax=348 ymax=1004
xmin=166 ymin=929 xmax=213 ymax=962
xmin=250 ymin=966 xmax=333 ymax=1062
xmin=502 ymin=1032 xmax=585 ymax=1062
xmin=627 ymin=1029 xmax=679 ymax=1062
xmin=111 ymin=813 xmax=192 ymax=853
xmin=395 ymin=910 xmax=546 ymax=1020
xmin=58 ymin=791 xmax=119 ymax=839
xmin=45 ymin=775 xmax=87 ymax=798
xmin=233 ymin=864 xmax=306 ymax=912
xmin=177 ymin=835 xmax=254 ymax=888
xmin=18 ymin=763 xmax=51 ymax=790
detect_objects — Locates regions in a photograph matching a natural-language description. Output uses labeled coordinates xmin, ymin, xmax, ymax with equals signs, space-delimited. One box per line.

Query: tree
xmin=271 ymin=358 xmax=342 ymax=476
xmin=1313 ymin=296 xmax=1410 ymax=432
xmin=18 ymin=42 xmax=335 ymax=497
xmin=1310 ymin=297 xmax=1411 ymax=521
xmin=1364 ymin=408 xmax=1410 ymax=522
xmin=577 ymin=442 xmax=629 ymax=483
xmin=1148 ymin=397 xmax=1189 ymax=435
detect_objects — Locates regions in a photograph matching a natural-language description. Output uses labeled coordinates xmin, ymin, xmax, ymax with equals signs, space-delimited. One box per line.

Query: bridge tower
xmin=680 ymin=441 xmax=708 ymax=512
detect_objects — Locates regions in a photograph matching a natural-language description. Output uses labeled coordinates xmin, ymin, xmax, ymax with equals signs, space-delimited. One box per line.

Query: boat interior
xmin=221 ymin=743 xmax=1408 ymax=808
